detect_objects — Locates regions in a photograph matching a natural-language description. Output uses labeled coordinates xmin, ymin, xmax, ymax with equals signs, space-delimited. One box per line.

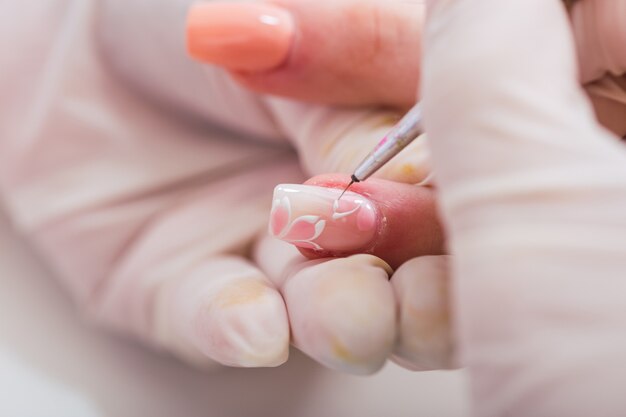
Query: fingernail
xmin=186 ymin=2 xmax=294 ymax=72
xmin=269 ymin=184 xmax=379 ymax=252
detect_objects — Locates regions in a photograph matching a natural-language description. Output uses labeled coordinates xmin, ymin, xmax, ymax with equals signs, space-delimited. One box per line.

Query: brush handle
xmin=352 ymin=103 xmax=424 ymax=182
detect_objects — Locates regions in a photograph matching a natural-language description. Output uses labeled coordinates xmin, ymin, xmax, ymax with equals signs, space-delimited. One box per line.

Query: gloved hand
xmin=422 ymin=0 xmax=626 ymax=414
xmin=265 ymin=0 xmax=626 ymax=414
xmin=0 ymin=0 xmax=441 ymax=373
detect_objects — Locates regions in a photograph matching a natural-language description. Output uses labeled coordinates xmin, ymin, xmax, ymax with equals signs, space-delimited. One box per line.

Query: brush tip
xmin=337 ymin=180 xmax=355 ymax=201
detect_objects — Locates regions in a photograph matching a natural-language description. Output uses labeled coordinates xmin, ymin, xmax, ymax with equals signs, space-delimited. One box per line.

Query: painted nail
xmin=186 ymin=2 xmax=294 ymax=72
xmin=269 ymin=184 xmax=379 ymax=252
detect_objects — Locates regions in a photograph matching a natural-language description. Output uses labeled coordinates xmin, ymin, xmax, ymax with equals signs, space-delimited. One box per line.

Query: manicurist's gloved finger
xmin=283 ymin=255 xmax=396 ymax=375
xmin=32 ymin=167 xmax=299 ymax=368
xmin=263 ymin=99 xmax=433 ymax=184
xmin=390 ymin=255 xmax=456 ymax=371
xmin=253 ymin=236 xmax=396 ymax=375
xmin=255 ymin=229 xmax=456 ymax=373
xmin=268 ymin=174 xmax=445 ymax=269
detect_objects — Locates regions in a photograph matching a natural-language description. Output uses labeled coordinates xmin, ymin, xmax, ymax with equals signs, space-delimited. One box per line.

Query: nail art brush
xmin=338 ymin=102 xmax=424 ymax=200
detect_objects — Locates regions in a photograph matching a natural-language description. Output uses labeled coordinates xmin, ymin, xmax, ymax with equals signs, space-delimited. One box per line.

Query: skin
xmin=301 ymin=174 xmax=446 ymax=269
xmin=222 ymin=0 xmax=626 ymax=137
xmin=231 ymin=0 xmax=424 ymax=109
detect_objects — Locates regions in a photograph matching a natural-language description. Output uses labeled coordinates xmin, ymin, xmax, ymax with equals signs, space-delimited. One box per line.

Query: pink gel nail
xmin=269 ymin=184 xmax=378 ymax=251
xmin=187 ymin=3 xmax=294 ymax=71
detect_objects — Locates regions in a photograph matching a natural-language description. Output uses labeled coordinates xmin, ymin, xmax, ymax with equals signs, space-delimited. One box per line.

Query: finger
xmin=94 ymin=175 xmax=293 ymax=367
xmin=572 ymin=0 xmax=626 ymax=139
xmin=252 ymin=230 xmax=306 ymax=289
xmin=147 ymin=256 xmax=289 ymax=367
xmin=585 ymin=74 xmax=626 ymax=138
xmin=38 ymin=214 xmax=291 ymax=368
xmin=56 ymin=206 xmax=289 ymax=367
xmin=31 ymin=165 xmax=302 ymax=368
xmin=571 ymin=0 xmax=626 ymax=83
xmin=268 ymin=174 xmax=445 ymax=269
xmin=253 ymin=236 xmax=397 ymax=375
xmin=283 ymin=255 xmax=395 ymax=375
xmin=390 ymin=256 xmax=456 ymax=371
xmin=186 ymin=0 xmax=424 ymax=108
xmin=264 ymin=99 xmax=432 ymax=184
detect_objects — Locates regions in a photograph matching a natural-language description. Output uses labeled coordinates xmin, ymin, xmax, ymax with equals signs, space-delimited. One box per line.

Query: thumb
xmin=186 ymin=0 xmax=424 ymax=108
xmin=264 ymin=98 xmax=433 ymax=185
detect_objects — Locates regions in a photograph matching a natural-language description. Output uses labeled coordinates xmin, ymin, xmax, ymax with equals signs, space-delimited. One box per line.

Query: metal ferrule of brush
xmin=352 ymin=103 xmax=424 ymax=182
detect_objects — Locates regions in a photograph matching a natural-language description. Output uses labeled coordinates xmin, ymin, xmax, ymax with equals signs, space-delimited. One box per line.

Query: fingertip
xmin=391 ymin=256 xmax=456 ymax=371
xmin=191 ymin=279 xmax=290 ymax=367
xmin=283 ymin=255 xmax=396 ymax=374
xmin=209 ymin=0 xmax=422 ymax=107
xmin=168 ymin=258 xmax=291 ymax=367
xmin=272 ymin=174 xmax=445 ymax=269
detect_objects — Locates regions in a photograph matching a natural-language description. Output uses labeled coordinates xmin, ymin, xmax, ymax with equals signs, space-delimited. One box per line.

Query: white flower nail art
xmin=269 ymin=184 xmax=377 ymax=252
xmin=270 ymin=196 xmax=327 ymax=249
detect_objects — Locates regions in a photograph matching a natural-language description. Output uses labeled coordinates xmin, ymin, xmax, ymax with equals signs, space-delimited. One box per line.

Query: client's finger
xmin=187 ymin=0 xmax=423 ymax=108
xmin=268 ymin=174 xmax=445 ymax=269
xmin=563 ymin=0 xmax=626 ymax=138
xmin=571 ymin=0 xmax=626 ymax=83
xmin=585 ymin=75 xmax=626 ymax=138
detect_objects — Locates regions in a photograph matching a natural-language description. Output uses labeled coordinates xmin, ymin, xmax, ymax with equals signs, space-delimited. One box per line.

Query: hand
xmin=271 ymin=0 xmax=626 ymax=413
xmin=0 ymin=0 xmax=440 ymax=372
xmin=422 ymin=0 xmax=626 ymax=414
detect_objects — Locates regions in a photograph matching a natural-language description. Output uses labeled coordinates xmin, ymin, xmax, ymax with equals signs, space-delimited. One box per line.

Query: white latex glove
xmin=0 ymin=0 xmax=441 ymax=373
xmin=264 ymin=0 xmax=626 ymax=408
xmin=421 ymin=0 xmax=626 ymax=415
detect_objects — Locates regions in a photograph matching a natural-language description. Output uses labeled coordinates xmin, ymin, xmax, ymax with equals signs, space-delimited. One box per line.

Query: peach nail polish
xmin=186 ymin=2 xmax=294 ymax=71
xmin=269 ymin=184 xmax=379 ymax=252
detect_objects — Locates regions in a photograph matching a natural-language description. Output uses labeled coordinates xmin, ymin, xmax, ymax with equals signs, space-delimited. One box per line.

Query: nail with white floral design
xmin=269 ymin=184 xmax=378 ymax=252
